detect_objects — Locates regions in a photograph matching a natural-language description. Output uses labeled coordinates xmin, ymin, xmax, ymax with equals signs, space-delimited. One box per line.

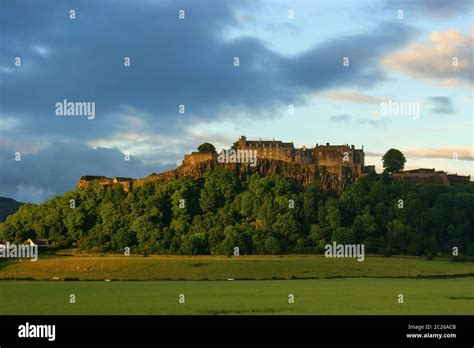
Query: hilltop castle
xmin=76 ymin=136 xmax=470 ymax=192
xmin=236 ymin=136 xmax=372 ymax=176
xmin=183 ymin=136 xmax=373 ymax=175
xmin=77 ymin=136 xmax=374 ymax=192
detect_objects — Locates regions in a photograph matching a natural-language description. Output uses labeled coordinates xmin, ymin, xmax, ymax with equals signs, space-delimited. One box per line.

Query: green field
xmin=1 ymin=255 xmax=473 ymax=315
xmin=1 ymin=278 xmax=473 ymax=315
xmin=1 ymin=254 xmax=473 ymax=280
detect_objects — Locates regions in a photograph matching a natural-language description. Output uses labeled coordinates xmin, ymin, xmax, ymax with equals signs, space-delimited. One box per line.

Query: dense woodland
xmin=1 ymin=168 xmax=473 ymax=257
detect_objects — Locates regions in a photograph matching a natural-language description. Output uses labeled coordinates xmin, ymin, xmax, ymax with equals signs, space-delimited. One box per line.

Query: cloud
xmin=385 ymin=0 xmax=474 ymax=19
xmin=0 ymin=142 xmax=171 ymax=203
xmin=329 ymin=114 xmax=351 ymax=122
xmin=365 ymin=152 xmax=383 ymax=158
xmin=382 ymin=29 xmax=474 ymax=88
xmin=1 ymin=1 xmax=415 ymax=142
xmin=405 ymin=146 xmax=474 ymax=161
xmin=322 ymin=90 xmax=384 ymax=104
xmin=328 ymin=114 xmax=387 ymax=128
xmin=360 ymin=118 xmax=388 ymax=128
xmin=427 ymin=96 xmax=455 ymax=114
xmin=0 ymin=1 xmax=418 ymax=202
xmin=367 ymin=147 xmax=473 ymax=161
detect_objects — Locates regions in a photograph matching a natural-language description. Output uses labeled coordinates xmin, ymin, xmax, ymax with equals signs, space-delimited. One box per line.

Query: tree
xmin=332 ymin=227 xmax=355 ymax=244
xmin=2 ymin=164 xmax=473 ymax=257
xmin=263 ymin=235 xmax=281 ymax=254
xmin=382 ymin=148 xmax=406 ymax=173
xmin=197 ymin=142 xmax=216 ymax=153
xmin=181 ymin=232 xmax=208 ymax=255
xmin=199 ymin=168 xmax=238 ymax=213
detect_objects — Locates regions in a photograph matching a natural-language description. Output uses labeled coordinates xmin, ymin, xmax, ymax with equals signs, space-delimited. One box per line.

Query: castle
xmin=234 ymin=136 xmax=372 ymax=177
xmin=76 ymin=136 xmax=470 ymax=192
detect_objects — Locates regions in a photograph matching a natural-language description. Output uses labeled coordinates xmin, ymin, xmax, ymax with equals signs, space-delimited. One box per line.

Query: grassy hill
xmin=0 ymin=197 xmax=23 ymax=223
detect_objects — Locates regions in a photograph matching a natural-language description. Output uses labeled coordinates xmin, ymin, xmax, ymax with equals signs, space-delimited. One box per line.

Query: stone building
xmin=393 ymin=168 xmax=449 ymax=185
xmin=183 ymin=151 xmax=217 ymax=166
xmin=76 ymin=175 xmax=133 ymax=192
xmin=236 ymin=136 xmax=368 ymax=175
xmin=313 ymin=143 xmax=366 ymax=177
xmin=447 ymin=173 xmax=471 ymax=185
xmin=237 ymin=136 xmax=295 ymax=162
xmin=393 ymin=169 xmax=471 ymax=186
xmin=112 ymin=177 xmax=133 ymax=192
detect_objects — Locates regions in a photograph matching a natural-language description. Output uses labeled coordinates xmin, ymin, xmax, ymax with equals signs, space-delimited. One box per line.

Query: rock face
xmin=141 ymin=158 xmax=358 ymax=193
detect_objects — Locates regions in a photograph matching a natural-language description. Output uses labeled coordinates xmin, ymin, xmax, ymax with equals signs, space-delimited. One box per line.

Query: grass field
xmin=1 ymin=255 xmax=473 ymax=315
xmin=1 ymin=254 xmax=473 ymax=280
xmin=1 ymin=278 xmax=473 ymax=315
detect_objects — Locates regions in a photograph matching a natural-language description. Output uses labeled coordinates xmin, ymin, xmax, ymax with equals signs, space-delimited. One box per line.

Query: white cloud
xmin=321 ymin=90 xmax=384 ymax=104
xmin=382 ymin=28 xmax=474 ymax=88
xmin=32 ymin=45 xmax=49 ymax=57
xmin=0 ymin=117 xmax=20 ymax=131
xmin=405 ymin=146 xmax=474 ymax=161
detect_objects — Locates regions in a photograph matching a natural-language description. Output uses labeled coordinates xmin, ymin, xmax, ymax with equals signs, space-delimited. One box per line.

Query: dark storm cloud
xmin=0 ymin=142 xmax=171 ymax=203
xmin=428 ymin=96 xmax=455 ymax=114
xmin=0 ymin=0 xmax=416 ymax=202
xmin=1 ymin=0 xmax=415 ymax=140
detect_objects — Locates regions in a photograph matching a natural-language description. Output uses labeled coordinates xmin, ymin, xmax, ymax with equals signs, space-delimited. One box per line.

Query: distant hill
xmin=0 ymin=197 xmax=23 ymax=222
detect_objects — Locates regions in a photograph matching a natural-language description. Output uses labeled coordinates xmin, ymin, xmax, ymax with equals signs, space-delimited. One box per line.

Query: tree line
xmin=1 ymin=168 xmax=473 ymax=257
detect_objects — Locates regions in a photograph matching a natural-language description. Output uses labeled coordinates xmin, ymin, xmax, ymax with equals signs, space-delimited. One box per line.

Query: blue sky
xmin=0 ymin=0 xmax=473 ymax=203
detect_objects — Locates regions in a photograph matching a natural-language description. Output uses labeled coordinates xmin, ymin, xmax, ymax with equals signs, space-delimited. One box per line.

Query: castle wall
xmin=313 ymin=145 xmax=349 ymax=166
xmin=447 ymin=174 xmax=471 ymax=185
xmin=393 ymin=171 xmax=449 ymax=185
xmin=183 ymin=152 xmax=217 ymax=166
xmin=238 ymin=146 xmax=294 ymax=162
xmin=77 ymin=178 xmax=133 ymax=192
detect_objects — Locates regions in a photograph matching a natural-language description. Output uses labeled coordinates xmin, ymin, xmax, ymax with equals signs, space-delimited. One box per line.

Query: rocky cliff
xmin=138 ymin=158 xmax=357 ymax=193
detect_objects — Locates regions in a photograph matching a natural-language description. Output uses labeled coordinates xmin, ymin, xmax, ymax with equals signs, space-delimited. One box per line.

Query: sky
xmin=0 ymin=0 xmax=473 ymax=203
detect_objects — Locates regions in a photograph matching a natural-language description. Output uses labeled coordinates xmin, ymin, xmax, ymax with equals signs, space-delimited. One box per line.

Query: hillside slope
xmin=0 ymin=197 xmax=23 ymax=222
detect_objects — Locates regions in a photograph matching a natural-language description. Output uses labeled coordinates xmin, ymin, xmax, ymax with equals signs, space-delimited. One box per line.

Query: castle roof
xmin=80 ymin=175 xmax=108 ymax=181
xmin=244 ymin=139 xmax=294 ymax=148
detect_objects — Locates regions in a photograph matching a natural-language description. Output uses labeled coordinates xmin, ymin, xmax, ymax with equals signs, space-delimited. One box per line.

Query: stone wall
xmin=183 ymin=152 xmax=217 ymax=166
xmin=447 ymin=174 xmax=471 ymax=185
xmin=393 ymin=170 xmax=449 ymax=185
xmin=76 ymin=177 xmax=133 ymax=192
